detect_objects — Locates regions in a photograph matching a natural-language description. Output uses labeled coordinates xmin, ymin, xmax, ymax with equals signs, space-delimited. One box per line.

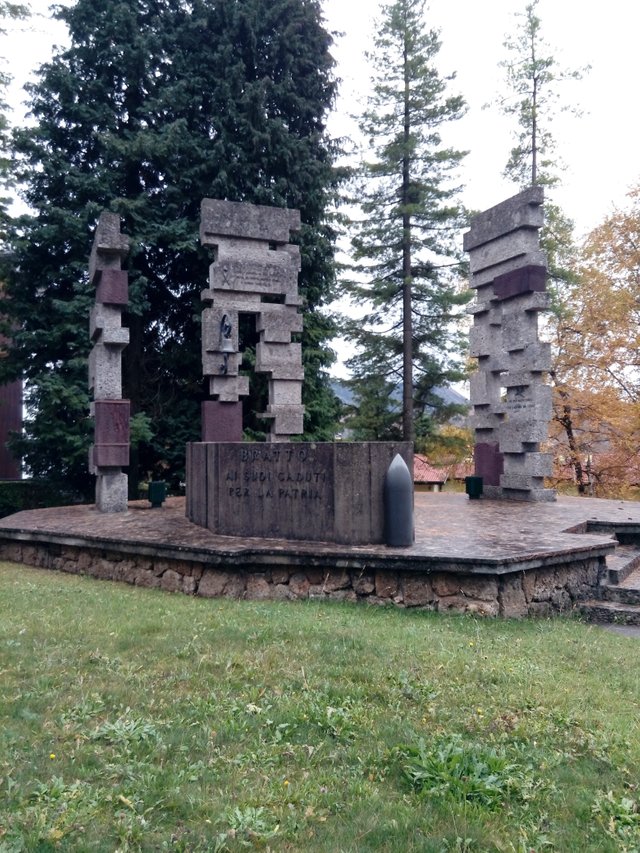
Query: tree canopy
xmin=1 ymin=0 xmax=341 ymax=496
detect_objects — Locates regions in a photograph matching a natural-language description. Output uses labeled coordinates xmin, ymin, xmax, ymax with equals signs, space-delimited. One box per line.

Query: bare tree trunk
xmin=530 ymin=20 xmax=538 ymax=185
xmin=556 ymin=396 xmax=585 ymax=495
xmin=401 ymin=29 xmax=414 ymax=443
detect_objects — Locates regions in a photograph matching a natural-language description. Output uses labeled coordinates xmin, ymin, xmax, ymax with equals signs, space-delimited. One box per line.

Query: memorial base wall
xmin=0 ymin=538 xmax=602 ymax=619
xmin=186 ymin=441 xmax=413 ymax=545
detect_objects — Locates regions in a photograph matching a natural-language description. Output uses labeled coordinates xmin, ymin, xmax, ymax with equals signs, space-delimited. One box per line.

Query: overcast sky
xmin=324 ymin=0 xmax=640 ymax=238
xmin=3 ymin=0 xmax=639 ymax=238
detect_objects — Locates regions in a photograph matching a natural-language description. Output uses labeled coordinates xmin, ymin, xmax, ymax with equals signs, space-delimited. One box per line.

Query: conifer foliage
xmin=1 ymin=0 xmax=339 ymax=495
xmin=495 ymin=0 xmax=587 ymax=189
xmin=0 ymin=1 xmax=28 ymax=239
xmin=343 ymin=0 xmax=469 ymax=444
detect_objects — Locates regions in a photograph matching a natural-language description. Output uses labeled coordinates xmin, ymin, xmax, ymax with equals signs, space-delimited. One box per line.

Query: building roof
xmin=414 ymin=454 xmax=447 ymax=484
xmin=413 ymin=454 xmax=473 ymax=484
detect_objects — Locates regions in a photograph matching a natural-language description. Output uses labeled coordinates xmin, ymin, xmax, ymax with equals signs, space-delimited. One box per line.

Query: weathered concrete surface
xmin=465 ymin=187 xmax=554 ymax=502
xmin=199 ymin=198 xmax=304 ymax=442
xmin=1 ymin=492 xmax=636 ymax=617
xmin=88 ymin=212 xmax=130 ymax=512
xmin=186 ymin=441 xmax=413 ymax=545
xmin=463 ymin=185 xmax=544 ymax=252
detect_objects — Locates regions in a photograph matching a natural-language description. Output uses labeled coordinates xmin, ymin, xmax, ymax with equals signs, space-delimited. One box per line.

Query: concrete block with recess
xmin=464 ymin=187 xmax=555 ymax=502
xmin=88 ymin=212 xmax=130 ymax=512
xmin=200 ymin=198 xmax=304 ymax=442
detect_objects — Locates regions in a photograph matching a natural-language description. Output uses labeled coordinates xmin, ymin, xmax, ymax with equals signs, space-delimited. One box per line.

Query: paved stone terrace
xmin=0 ymin=491 xmax=638 ymax=574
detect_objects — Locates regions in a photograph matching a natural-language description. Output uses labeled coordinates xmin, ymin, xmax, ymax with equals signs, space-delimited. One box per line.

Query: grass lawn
xmin=1 ymin=562 xmax=640 ymax=852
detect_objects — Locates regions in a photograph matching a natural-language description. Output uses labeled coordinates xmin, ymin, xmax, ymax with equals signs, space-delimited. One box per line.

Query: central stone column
xmin=464 ymin=187 xmax=555 ymax=502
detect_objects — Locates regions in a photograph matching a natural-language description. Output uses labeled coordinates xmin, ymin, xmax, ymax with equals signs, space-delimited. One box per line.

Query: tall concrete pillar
xmin=88 ymin=212 xmax=130 ymax=512
xmin=464 ymin=187 xmax=555 ymax=502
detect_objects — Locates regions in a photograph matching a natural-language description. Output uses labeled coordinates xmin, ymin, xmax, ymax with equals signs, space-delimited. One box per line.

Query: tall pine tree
xmin=343 ymin=0 xmax=469 ymax=445
xmin=495 ymin=0 xmax=587 ymax=189
xmin=494 ymin=0 xmax=589 ymax=492
xmin=1 ymin=0 xmax=340 ymax=496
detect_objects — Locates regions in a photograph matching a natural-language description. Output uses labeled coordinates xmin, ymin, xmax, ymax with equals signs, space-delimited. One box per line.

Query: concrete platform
xmin=0 ymin=492 xmax=638 ymax=617
xmin=0 ymin=492 xmax=629 ymax=569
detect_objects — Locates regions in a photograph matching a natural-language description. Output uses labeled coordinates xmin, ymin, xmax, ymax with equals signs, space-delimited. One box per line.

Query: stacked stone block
xmin=463 ymin=186 xmax=555 ymax=501
xmin=200 ymin=198 xmax=304 ymax=442
xmin=88 ymin=212 xmax=130 ymax=512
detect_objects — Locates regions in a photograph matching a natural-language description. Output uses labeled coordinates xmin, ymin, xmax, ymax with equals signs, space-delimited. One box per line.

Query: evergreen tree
xmin=343 ymin=0 xmax=469 ymax=445
xmin=495 ymin=0 xmax=587 ymax=188
xmin=1 ymin=0 xmax=340 ymax=496
xmin=0 ymin=1 xmax=28 ymax=240
xmin=346 ymin=369 xmax=401 ymax=442
xmin=492 ymin=0 xmax=588 ymax=295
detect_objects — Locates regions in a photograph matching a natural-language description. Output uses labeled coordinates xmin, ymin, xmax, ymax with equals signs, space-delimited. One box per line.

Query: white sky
xmin=2 ymin=0 xmax=638 ymax=237
xmin=324 ymin=0 xmax=640 ymax=238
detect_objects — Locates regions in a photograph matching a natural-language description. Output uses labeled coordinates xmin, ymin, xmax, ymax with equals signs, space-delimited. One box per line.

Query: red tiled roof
xmin=414 ymin=454 xmax=446 ymax=484
xmin=413 ymin=454 xmax=474 ymax=484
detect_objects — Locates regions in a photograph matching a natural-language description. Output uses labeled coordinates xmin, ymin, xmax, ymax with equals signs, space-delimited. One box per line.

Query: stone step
xmin=599 ymin=565 xmax=640 ymax=606
xmin=598 ymin=583 xmax=640 ymax=606
xmin=605 ymin=545 xmax=640 ymax=585
xmin=581 ymin=598 xmax=640 ymax=626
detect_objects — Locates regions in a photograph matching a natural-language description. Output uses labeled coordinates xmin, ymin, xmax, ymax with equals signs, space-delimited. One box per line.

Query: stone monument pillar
xmin=88 ymin=212 xmax=130 ymax=512
xmin=463 ymin=186 xmax=555 ymax=502
xmin=199 ymin=199 xmax=304 ymax=443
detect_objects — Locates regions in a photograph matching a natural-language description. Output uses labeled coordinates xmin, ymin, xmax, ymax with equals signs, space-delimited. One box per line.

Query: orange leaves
xmin=547 ymin=183 xmax=640 ymax=495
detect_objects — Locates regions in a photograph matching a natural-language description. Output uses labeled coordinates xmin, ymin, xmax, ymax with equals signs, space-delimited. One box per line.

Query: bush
xmin=0 ymin=479 xmax=81 ymax=518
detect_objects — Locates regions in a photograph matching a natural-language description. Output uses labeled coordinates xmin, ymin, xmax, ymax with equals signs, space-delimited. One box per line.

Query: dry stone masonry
xmin=199 ymin=198 xmax=304 ymax=442
xmin=464 ymin=187 xmax=555 ymax=501
xmin=0 ymin=536 xmax=601 ymax=619
xmin=88 ymin=212 xmax=130 ymax=512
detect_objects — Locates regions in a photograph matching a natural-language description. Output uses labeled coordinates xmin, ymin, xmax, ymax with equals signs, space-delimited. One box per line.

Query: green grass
xmin=1 ymin=563 xmax=639 ymax=852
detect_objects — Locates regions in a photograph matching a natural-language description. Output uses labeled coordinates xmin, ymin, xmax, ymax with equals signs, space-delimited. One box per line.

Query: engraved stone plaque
xmin=187 ymin=441 xmax=413 ymax=544
xmin=212 ymin=443 xmax=334 ymax=540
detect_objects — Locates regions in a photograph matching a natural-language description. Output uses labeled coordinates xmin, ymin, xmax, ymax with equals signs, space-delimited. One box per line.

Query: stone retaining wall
xmin=0 ymin=538 xmax=603 ymax=618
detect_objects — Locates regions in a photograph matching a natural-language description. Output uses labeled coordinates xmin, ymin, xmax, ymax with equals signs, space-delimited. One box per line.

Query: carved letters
xmin=200 ymin=199 xmax=304 ymax=442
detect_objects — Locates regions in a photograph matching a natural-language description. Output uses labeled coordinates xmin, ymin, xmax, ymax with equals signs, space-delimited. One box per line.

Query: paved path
xmin=0 ymin=492 xmax=638 ymax=569
xmin=600 ymin=624 xmax=640 ymax=638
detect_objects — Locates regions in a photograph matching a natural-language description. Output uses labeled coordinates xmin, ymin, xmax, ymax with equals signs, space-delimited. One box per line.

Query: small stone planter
xmin=465 ymin=476 xmax=484 ymax=500
xmin=148 ymin=481 xmax=167 ymax=508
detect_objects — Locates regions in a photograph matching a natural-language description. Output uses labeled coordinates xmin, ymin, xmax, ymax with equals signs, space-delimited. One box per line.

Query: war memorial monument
xmin=1 ymin=189 xmax=640 ymax=622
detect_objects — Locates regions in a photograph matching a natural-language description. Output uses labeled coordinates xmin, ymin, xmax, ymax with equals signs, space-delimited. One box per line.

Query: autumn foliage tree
xmin=547 ymin=185 xmax=640 ymax=495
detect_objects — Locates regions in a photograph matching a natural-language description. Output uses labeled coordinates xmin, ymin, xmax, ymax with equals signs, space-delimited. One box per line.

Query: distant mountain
xmin=330 ymin=379 xmax=469 ymax=410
